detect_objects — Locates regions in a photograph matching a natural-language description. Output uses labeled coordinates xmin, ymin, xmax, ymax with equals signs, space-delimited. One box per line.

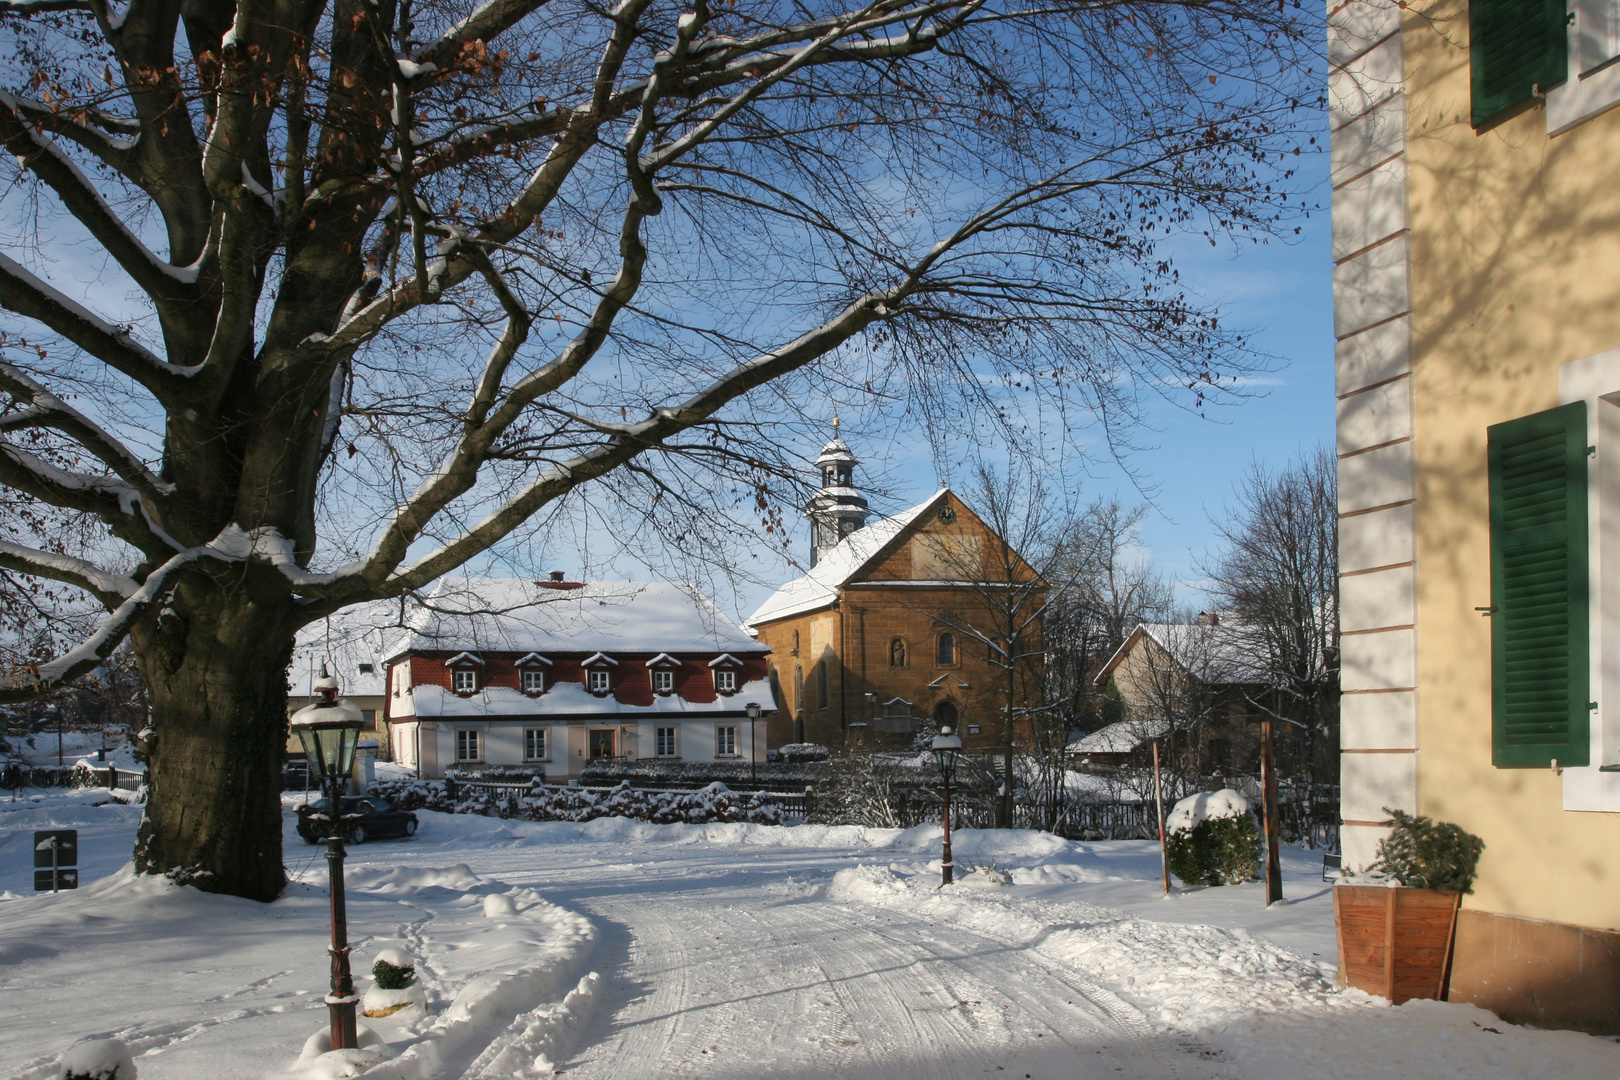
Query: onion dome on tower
xmin=807 ymin=418 xmax=871 ymax=567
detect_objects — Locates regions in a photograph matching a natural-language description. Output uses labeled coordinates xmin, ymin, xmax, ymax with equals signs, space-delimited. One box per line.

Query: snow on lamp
xmin=290 ymin=670 xmax=365 ymax=786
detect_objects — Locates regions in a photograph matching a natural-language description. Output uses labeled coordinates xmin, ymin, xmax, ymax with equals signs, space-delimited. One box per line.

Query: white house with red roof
xmin=384 ymin=577 xmax=775 ymax=779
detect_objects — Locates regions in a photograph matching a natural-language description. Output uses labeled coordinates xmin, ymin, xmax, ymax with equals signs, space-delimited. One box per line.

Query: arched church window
xmin=890 ymin=638 xmax=906 ymax=668
xmin=816 ymin=661 xmax=829 ymax=711
xmin=794 ymin=665 xmax=804 ymax=711
xmin=937 ymin=632 xmax=956 ymax=666
xmin=934 ymin=700 xmax=959 ymax=729
xmin=791 ymin=629 xmax=800 ymax=655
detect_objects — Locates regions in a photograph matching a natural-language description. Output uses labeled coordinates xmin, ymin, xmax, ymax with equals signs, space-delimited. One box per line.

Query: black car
xmin=295 ymin=796 xmax=418 ymax=844
xmin=282 ymin=759 xmax=311 ymax=790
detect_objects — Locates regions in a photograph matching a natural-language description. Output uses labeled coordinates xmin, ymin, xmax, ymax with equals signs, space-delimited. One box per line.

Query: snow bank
xmin=826 ymin=861 xmax=1334 ymax=1037
xmin=1165 ymin=788 xmax=1251 ymax=834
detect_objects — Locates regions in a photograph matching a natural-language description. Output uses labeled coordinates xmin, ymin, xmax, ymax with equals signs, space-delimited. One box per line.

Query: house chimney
xmin=550 ymin=570 xmax=565 ymax=582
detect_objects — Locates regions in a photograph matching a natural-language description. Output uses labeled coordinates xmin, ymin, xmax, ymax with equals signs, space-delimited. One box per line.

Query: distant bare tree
xmin=1044 ymin=497 xmax=1172 ymax=737
xmin=1201 ymin=448 xmax=1339 ymax=840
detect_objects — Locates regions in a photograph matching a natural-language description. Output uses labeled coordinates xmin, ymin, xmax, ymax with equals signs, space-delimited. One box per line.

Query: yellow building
xmin=1331 ymin=0 xmax=1620 ymax=1031
xmin=746 ymin=434 xmax=1042 ymax=751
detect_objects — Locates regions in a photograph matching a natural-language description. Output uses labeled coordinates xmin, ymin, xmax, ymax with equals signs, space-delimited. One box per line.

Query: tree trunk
xmin=131 ymin=574 xmax=297 ymax=902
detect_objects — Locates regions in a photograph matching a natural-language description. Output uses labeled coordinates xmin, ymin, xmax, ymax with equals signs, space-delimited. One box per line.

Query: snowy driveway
xmin=4 ymin=794 xmax=1620 ymax=1079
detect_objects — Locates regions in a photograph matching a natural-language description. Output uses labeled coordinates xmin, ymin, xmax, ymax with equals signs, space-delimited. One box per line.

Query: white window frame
xmin=588 ymin=668 xmax=611 ymax=694
xmin=652 ymin=668 xmax=675 ymax=694
xmin=524 ymin=727 xmax=549 ymax=762
xmin=452 ymin=667 xmax=477 ymax=693
xmin=715 ymin=668 xmax=736 ymax=693
xmin=656 ymin=725 xmax=678 ymax=758
xmin=716 ymin=725 xmax=738 ymax=757
xmin=1550 ymin=2 xmax=1620 ymax=134
xmin=521 ymin=668 xmax=546 ymax=694
xmin=455 ymin=727 xmax=482 ymax=762
xmin=1558 ymin=348 xmax=1620 ymax=811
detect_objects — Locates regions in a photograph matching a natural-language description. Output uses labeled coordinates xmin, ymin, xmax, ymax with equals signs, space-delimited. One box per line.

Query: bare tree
xmin=1043 ymin=496 xmax=1171 ymax=737
xmin=0 ymin=0 xmax=1316 ymax=898
xmin=1201 ymin=448 xmax=1339 ymax=841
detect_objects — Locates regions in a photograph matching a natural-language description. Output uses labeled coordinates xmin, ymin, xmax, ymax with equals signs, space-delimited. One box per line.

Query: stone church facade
xmin=746 ymin=432 xmax=1042 ymax=750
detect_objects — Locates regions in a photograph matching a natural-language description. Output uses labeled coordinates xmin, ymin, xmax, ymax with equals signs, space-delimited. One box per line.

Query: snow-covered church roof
xmin=383 ymin=578 xmax=765 ymax=659
xmin=745 ymin=489 xmax=949 ymax=627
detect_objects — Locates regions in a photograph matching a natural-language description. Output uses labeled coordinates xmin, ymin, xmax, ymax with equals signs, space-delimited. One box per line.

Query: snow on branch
xmin=0 ymin=361 xmax=174 ymax=500
xmin=0 ymin=540 xmax=137 ymax=604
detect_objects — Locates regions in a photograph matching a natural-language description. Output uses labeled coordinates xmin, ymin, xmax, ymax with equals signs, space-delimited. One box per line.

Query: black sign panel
xmin=33 ymin=829 xmax=78 ymax=867
xmin=34 ymin=868 xmax=78 ymax=891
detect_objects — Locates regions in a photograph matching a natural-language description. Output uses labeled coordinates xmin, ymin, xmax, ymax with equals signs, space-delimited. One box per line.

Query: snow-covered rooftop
xmin=746 ymin=490 xmax=947 ymax=626
xmin=1095 ymin=620 xmax=1271 ymax=688
xmin=291 ymin=598 xmax=408 ymax=700
xmin=1067 ymin=717 xmax=1172 ymax=756
xmin=385 ymin=578 xmax=766 ymax=659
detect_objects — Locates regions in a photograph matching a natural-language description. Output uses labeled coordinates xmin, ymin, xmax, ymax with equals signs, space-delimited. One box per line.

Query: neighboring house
xmin=1329 ymin=0 xmax=1620 ymax=1031
xmin=745 ymin=429 xmax=1043 ymax=750
xmin=385 ymin=578 xmax=774 ymax=778
xmin=1083 ymin=619 xmax=1273 ymax=774
xmin=286 ymin=600 xmax=396 ymax=760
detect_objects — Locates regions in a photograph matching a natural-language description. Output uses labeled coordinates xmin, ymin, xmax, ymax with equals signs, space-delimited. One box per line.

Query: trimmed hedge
xmin=1166 ymin=813 xmax=1261 ymax=887
xmin=370 ymin=778 xmax=783 ymax=825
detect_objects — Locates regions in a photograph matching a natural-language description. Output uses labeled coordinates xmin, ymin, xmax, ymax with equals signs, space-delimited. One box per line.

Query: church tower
xmin=807 ymin=419 xmax=870 ymax=567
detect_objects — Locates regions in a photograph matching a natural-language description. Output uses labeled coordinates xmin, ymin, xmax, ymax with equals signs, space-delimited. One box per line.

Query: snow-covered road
xmin=4 ymin=792 xmax=1620 ymax=1079
xmin=501 ymin=843 xmax=1200 ymax=1079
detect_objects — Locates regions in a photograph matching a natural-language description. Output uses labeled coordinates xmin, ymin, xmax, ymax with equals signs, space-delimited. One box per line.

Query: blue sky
xmin=717 ymin=131 xmax=1337 ymax=622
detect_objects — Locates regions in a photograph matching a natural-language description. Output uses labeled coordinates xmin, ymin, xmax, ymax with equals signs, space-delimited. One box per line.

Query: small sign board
xmin=33 ymin=829 xmax=78 ymax=868
xmin=34 ymin=868 xmax=78 ymax=891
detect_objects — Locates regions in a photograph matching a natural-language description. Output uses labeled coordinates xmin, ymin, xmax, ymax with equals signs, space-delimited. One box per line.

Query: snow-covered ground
xmin=1 ymin=788 xmax=1617 ymax=1079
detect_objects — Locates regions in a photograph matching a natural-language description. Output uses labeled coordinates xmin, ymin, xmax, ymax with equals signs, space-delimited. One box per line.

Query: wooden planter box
xmin=1334 ymin=885 xmax=1462 ymax=1003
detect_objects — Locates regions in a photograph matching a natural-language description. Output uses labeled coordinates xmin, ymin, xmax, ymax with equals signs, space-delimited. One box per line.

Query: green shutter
xmin=1488 ymin=401 xmax=1589 ymax=768
xmin=1471 ymin=0 xmax=1568 ymax=128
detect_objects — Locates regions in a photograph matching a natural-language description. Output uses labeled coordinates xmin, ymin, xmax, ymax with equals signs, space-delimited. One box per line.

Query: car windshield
xmin=305 ymin=797 xmax=390 ymax=814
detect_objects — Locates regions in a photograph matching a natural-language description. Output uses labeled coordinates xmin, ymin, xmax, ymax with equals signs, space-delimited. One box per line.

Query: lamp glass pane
xmin=297 ymin=728 xmax=326 ymax=781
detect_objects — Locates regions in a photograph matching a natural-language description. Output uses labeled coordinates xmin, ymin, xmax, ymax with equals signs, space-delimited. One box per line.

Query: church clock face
xmin=938 ymin=505 xmax=956 ymax=524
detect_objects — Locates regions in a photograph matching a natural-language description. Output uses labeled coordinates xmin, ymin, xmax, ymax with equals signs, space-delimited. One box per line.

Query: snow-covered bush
xmin=1365 ymin=808 xmax=1485 ymax=893
xmin=60 ymin=1039 xmax=135 ymax=1080
xmin=372 ymin=950 xmax=415 ymax=990
xmin=363 ymin=947 xmax=425 ymax=1018
xmin=1164 ymin=789 xmax=1260 ymax=887
xmin=369 ymin=778 xmax=783 ymax=826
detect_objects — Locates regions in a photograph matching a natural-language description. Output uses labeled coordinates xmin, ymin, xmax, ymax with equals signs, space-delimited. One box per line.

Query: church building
xmin=746 ymin=428 xmax=1043 ymax=750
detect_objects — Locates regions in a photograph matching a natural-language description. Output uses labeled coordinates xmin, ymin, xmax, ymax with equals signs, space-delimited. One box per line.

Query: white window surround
xmin=452 ymin=668 xmax=477 ymax=693
xmin=715 ymin=669 xmax=736 ymax=693
xmin=455 ymin=727 xmax=482 ymax=762
xmin=523 ymin=727 xmax=549 ymax=762
xmin=716 ymin=725 xmax=738 ymax=757
xmin=521 ymin=669 xmax=545 ymax=694
xmin=652 ymin=669 xmax=674 ymax=694
xmin=1558 ymin=348 xmax=1620 ymax=811
xmin=656 ymin=725 xmax=678 ymax=758
xmin=1549 ymin=3 xmax=1620 ymax=136
xmin=587 ymin=669 xmax=612 ymax=694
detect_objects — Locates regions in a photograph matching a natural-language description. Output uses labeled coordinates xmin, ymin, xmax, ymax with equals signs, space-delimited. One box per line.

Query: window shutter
xmin=1471 ymin=0 xmax=1568 ymax=127
xmin=1488 ymin=401 xmax=1589 ymax=768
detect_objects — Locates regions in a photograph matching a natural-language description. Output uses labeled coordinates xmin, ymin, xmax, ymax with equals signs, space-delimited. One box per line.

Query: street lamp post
xmin=290 ymin=669 xmax=366 ymax=1053
xmin=931 ymin=726 xmax=963 ymax=886
xmin=746 ymin=702 xmax=762 ymax=789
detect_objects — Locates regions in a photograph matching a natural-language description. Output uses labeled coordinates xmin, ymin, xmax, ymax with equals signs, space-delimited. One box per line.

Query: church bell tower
xmin=807 ymin=419 xmax=870 ymax=567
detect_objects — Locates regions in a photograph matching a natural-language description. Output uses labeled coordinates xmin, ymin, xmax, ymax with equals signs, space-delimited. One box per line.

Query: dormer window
xmin=708 ymin=653 xmax=744 ymax=695
xmin=446 ymin=651 xmax=483 ymax=694
xmin=516 ymin=652 xmax=551 ymax=696
xmin=357 ymin=663 xmax=375 ymax=674
xmin=646 ymin=653 xmax=681 ymax=696
xmin=583 ymin=652 xmax=618 ymax=695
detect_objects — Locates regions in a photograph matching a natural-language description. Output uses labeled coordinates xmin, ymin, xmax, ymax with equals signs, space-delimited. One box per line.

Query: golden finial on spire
xmin=831 ymin=416 xmax=840 ymax=432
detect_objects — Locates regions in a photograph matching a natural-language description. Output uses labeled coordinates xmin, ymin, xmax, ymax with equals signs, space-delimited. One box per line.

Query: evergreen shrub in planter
xmin=1164 ymin=789 xmax=1261 ymax=887
xmin=1335 ymin=808 xmax=1485 ymax=1004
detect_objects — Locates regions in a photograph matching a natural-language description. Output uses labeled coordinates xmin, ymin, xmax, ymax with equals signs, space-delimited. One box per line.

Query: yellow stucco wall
xmin=1405 ymin=2 xmax=1620 ymax=929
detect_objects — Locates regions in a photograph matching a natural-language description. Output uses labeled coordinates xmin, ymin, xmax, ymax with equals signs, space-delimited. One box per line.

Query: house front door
xmin=589 ymin=729 xmax=616 ymax=760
